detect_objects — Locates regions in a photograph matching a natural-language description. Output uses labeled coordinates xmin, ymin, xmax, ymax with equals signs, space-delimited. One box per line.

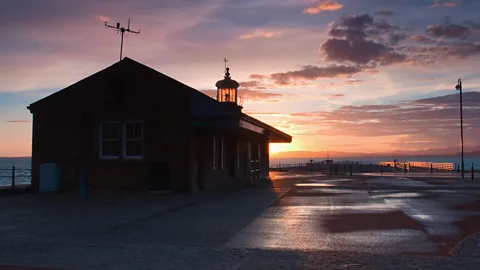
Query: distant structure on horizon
xmin=26 ymin=58 xmax=292 ymax=193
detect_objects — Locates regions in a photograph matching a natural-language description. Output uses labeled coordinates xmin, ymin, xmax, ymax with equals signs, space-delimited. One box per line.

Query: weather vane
xmin=104 ymin=19 xmax=141 ymax=61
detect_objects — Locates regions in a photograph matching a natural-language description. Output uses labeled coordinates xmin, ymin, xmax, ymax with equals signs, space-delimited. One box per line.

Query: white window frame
xmin=213 ymin=136 xmax=218 ymax=169
xmin=123 ymin=121 xmax=144 ymax=159
xmin=99 ymin=121 xmax=121 ymax=159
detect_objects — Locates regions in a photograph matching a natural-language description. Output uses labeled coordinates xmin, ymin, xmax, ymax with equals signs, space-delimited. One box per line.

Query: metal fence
xmin=270 ymin=160 xmax=479 ymax=180
xmin=0 ymin=166 xmax=32 ymax=188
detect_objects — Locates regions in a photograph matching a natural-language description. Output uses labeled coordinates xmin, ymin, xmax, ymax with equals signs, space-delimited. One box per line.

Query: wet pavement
xmin=225 ymin=174 xmax=480 ymax=256
xmin=1 ymin=173 xmax=480 ymax=269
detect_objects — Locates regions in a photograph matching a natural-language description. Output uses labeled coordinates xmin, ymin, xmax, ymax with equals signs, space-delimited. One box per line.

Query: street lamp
xmin=455 ymin=78 xmax=464 ymax=179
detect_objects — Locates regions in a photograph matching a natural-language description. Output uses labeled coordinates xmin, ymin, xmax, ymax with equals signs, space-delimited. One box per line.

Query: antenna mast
xmin=104 ymin=19 xmax=141 ymax=61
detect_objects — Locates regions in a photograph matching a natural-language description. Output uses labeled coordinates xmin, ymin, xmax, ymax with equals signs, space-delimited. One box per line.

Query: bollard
xmin=350 ymin=165 xmax=353 ymax=176
xmin=430 ymin=164 xmax=433 ymax=173
xmin=404 ymin=163 xmax=407 ymax=173
xmin=11 ymin=165 xmax=16 ymax=189
xmin=381 ymin=165 xmax=384 ymax=174
xmin=79 ymin=167 xmax=86 ymax=197
xmin=472 ymin=164 xmax=475 ymax=180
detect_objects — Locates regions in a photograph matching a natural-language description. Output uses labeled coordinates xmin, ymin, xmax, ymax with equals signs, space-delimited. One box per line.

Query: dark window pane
xmin=101 ymin=123 xmax=110 ymax=139
xmin=111 ymin=140 xmax=120 ymax=156
xmin=111 ymin=123 xmax=120 ymax=139
xmin=102 ymin=141 xmax=111 ymax=156
xmin=126 ymin=123 xmax=134 ymax=139
xmin=134 ymin=140 xmax=143 ymax=157
xmin=134 ymin=123 xmax=143 ymax=139
xmin=125 ymin=141 xmax=135 ymax=157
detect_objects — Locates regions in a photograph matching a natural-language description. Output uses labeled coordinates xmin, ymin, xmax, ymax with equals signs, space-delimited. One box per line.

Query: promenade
xmin=0 ymin=173 xmax=480 ymax=269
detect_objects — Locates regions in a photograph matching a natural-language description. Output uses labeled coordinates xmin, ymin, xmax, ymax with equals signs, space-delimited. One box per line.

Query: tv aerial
xmin=104 ymin=19 xmax=141 ymax=61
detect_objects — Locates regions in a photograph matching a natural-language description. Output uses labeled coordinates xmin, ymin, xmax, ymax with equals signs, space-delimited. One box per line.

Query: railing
xmin=0 ymin=166 xmax=32 ymax=189
xmin=270 ymin=160 xmax=479 ymax=180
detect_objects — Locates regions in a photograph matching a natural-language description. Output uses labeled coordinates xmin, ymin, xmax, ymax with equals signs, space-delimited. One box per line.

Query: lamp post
xmin=455 ymin=78 xmax=464 ymax=179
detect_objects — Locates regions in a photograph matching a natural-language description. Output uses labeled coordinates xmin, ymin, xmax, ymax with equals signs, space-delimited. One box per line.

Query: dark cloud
xmin=427 ymin=24 xmax=471 ymax=39
xmin=321 ymin=13 xmax=408 ymax=66
xmin=5 ymin=120 xmax=31 ymax=123
xmin=341 ymin=14 xmax=374 ymax=29
xmin=270 ymin=65 xmax=362 ymax=85
xmin=389 ymin=33 xmax=408 ymax=45
xmin=321 ymin=38 xmax=407 ymax=65
xmin=374 ymin=9 xmax=395 ymax=17
xmin=464 ymin=20 xmax=480 ymax=30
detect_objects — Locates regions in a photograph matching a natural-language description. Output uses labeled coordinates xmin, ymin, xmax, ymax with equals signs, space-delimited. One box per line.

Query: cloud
xmin=285 ymin=92 xmax=480 ymax=144
xmin=429 ymin=0 xmax=458 ymax=8
xmin=320 ymin=14 xmax=408 ymax=66
xmin=328 ymin=94 xmax=345 ymax=98
xmin=374 ymin=9 xmax=395 ymax=17
xmin=427 ymin=24 xmax=471 ymax=39
xmin=303 ymin=0 xmax=344 ymax=15
xmin=344 ymin=79 xmax=364 ymax=85
xmin=239 ymin=29 xmax=276 ymax=39
xmin=249 ymin=74 xmax=268 ymax=80
xmin=410 ymin=35 xmax=437 ymax=43
xmin=5 ymin=120 xmax=31 ymax=123
xmin=270 ymin=65 xmax=362 ymax=85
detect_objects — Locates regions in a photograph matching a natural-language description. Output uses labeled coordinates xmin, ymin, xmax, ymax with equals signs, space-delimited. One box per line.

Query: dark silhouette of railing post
xmin=349 ymin=165 xmax=353 ymax=176
xmin=11 ymin=165 xmax=15 ymax=189
xmin=404 ymin=163 xmax=407 ymax=173
xmin=380 ymin=165 xmax=384 ymax=174
xmin=430 ymin=164 xmax=433 ymax=173
xmin=344 ymin=163 xmax=347 ymax=174
xmin=472 ymin=163 xmax=474 ymax=180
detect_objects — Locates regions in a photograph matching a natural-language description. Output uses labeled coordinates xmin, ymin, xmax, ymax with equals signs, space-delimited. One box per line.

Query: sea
xmin=1 ymin=156 xmax=480 ymax=187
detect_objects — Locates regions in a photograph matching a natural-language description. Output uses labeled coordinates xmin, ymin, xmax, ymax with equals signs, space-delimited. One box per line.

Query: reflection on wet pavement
xmin=224 ymin=176 xmax=480 ymax=256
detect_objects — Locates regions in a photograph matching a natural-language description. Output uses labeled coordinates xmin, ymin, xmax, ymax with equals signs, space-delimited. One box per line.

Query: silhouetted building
xmin=27 ymin=58 xmax=292 ymax=193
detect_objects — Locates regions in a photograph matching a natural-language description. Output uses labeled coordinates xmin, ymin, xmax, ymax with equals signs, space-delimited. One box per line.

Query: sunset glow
xmin=1 ymin=0 xmax=480 ymax=157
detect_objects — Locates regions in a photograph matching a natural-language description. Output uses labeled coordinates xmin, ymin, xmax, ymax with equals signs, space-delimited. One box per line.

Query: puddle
xmin=296 ymin=183 xmax=334 ymax=187
xmin=371 ymin=192 xmax=423 ymax=199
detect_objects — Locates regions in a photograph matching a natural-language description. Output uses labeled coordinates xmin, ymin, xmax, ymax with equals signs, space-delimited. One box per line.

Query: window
xmin=213 ymin=136 xmax=217 ymax=169
xmin=221 ymin=138 xmax=226 ymax=169
xmin=100 ymin=122 xmax=121 ymax=158
xmin=123 ymin=122 xmax=143 ymax=158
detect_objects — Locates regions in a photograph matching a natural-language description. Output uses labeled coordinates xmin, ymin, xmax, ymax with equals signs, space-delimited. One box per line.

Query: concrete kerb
xmin=450 ymin=232 xmax=480 ymax=258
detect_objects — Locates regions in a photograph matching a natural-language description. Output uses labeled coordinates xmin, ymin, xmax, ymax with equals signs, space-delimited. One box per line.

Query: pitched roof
xmin=27 ymin=57 xmax=292 ymax=141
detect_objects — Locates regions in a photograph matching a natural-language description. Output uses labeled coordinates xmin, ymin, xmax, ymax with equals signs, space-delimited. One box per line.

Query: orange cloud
xmin=429 ymin=0 xmax=458 ymax=8
xmin=303 ymin=0 xmax=344 ymax=15
xmin=96 ymin=15 xmax=111 ymax=22
xmin=239 ymin=29 xmax=276 ymax=39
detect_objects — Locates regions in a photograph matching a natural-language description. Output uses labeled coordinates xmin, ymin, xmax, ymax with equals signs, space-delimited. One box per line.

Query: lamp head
xmin=455 ymin=78 xmax=462 ymax=90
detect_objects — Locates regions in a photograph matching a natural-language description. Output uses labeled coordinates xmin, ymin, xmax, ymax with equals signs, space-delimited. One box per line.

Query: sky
xmin=1 ymin=0 xmax=480 ymax=157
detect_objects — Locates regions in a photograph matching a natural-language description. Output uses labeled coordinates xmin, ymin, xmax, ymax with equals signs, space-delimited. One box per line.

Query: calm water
xmin=0 ymin=157 xmax=31 ymax=187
